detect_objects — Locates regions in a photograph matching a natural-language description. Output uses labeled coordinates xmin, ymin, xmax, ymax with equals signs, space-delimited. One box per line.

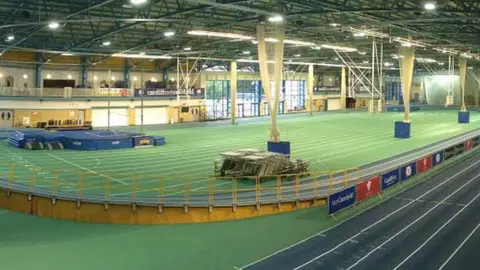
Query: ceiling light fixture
xmin=48 ymin=21 xmax=60 ymax=29
xmin=102 ymin=41 xmax=111 ymax=46
xmin=329 ymin=23 xmax=340 ymax=27
xmin=187 ymin=30 xmax=253 ymax=41
xmin=424 ymin=2 xmax=436 ymax=10
xmin=112 ymin=53 xmax=172 ymax=59
xmin=242 ymin=51 xmax=251 ymax=55
xmin=353 ymin=32 xmax=366 ymax=37
xmin=267 ymin=15 xmax=283 ymax=23
xmin=183 ymin=47 xmax=192 ymax=51
xmin=164 ymin=30 xmax=175 ymax=37
xmin=130 ymin=0 xmax=148 ymax=5
xmin=321 ymin=44 xmax=358 ymax=52
xmin=6 ymin=34 xmax=14 ymax=41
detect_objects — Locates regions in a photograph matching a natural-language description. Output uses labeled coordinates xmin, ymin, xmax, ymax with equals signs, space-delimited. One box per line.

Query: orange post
xmin=7 ymin=163 xmax=15 ymax=190
xmin=52 ymin=170 xmax=59 ymax=197
xmin=313 ymin=174 xmax=318 ymax=199
xmin=132 ymin=176 xmax=138 ymax=202
xmin=28 ymin=168 xmax=37 ymax=193
xmin=104 ymin=176 xmax=111 ymax=201
xmin=232 ymin=177 xmax=237 ymax=205
xmin=158 ymin=177 xmax=164 ymax=204
xmin=329 ymin=172 xmax=334 ymax=194
xmin=184 ymin=178 xmax=190 ymax=205
xmin=276 ymin=175 xmax=281 ymax=202
xmin=295 ymin=174 xmax=300 ymax=200
xmin=256 ymin=177 xmax=260 ymax=204
xmin=208 ymin=177 xmax=214 ymax=205
xmin=77 ymin=173 xmax=84 ymax=200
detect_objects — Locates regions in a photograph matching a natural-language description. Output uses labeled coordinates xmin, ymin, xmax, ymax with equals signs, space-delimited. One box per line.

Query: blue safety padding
xmin=394 ymin=121 xmax=411 ymax=139
xmin=458 ymin=111 xmax=470 ymax=124
xmin=133 ymin=136 xmax=155 ymax=147
xmin=62 ymin=139 xmax=98 ymax=150
xmin=96 ymin=139 xmax=133 ymax=150
xmin=268 ymin=141 xmax=291 ymax=157
xmin=386 ymin=105 xmax=420 ymax=112
xmin=153 ymin=136 xmax=166 ymax=146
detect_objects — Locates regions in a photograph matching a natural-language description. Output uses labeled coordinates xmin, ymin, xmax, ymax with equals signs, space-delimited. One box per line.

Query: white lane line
xmin=393 ymin=193 xmax=480 ymax=269
xmin=48 ymin=153 xmax=128 ymax=186
xmin=343 ymin=172 xmax=480 ymax=270
xmin=437 ymin=221 xmax=480 ymax=270
xmin=241 ymin=158 xmax=480 ymax=270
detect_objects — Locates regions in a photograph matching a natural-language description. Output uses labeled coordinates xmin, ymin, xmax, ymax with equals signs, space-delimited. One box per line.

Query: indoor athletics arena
xmin=1 ymin=1 xmax=480 ymax=270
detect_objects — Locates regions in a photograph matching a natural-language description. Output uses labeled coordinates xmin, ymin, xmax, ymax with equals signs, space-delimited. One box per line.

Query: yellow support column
xmin=308 ymin=64 xmax=314 ymax=115
xmin=128 ymin=108 xmax=135 ymax=126
xmin=340 ymin=67 xmax=347 ymax=110
xmin=231 ymin=61 xmax=237 ymax=124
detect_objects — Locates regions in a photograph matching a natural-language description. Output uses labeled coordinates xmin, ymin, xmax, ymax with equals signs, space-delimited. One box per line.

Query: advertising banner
xmin=381 ymin=168 xmax=400 ymax=191
xmin=357 ymin=176 xmax=381 ymax=202
xmin=444 ymin=146 xmax=455 ymax=161
xmin=432 ymin=151 xmax=444 ymax=167
xmin=465 ymin=139 xmax=473 ymax=152
xmin=401 ymin=162 xmax=417 ymax=181
xmin=417 ymin=156 xmax=432 ymax=173
xmin=134 ymin=88 xmax=205 ymax=97
xmin=472 ymin=136 xmax=479 ymax=148
xmin=328 ymin=186 xmax=356 ymax=215
xmin=454 ymin=143 xmax=464 ymax=156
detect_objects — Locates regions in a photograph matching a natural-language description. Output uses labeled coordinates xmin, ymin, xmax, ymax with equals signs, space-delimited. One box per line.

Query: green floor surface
xmin=0 ymin=110 xmax=479 ymax=198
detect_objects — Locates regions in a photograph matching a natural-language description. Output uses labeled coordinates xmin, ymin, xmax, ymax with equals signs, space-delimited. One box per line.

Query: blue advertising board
xmin=328 ymin=186 xmax=356 ymax=215
xmin=382 ymin=168 xmax=400 ymax=190
xmin=134 ymin=88 xmax=205 ymax=97
xmin=401 ymin=162 xmax=417 ymax=181
xmin=432 ymin=151 xmax=444 ymax=167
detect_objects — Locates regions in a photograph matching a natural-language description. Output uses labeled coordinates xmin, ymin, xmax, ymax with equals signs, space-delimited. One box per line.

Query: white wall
xmin=0 ymin=66 xmax=36 ymax=88
xmin=0 ymin=98 xmax=205 ymax=110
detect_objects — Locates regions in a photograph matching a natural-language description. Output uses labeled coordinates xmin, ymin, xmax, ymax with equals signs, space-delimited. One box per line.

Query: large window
xmin=284 ymin=80 xmax=306 ymax=111
xmin=237 ymin=80 xmax=261 ymax=117
xmin=206 ymin=80 xmax=230 ymax=119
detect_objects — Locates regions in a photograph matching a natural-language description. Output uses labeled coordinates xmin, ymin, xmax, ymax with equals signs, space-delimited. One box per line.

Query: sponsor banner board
xmin=432 ymin=151 xmax=444 ymax=167
xmin=134 ymin=88 xmax=205 ymax=97
xmin=417 ymin=156 xmax=432 ymax=173
xmin=444 ymin=146 xmax=455 ymax=161
xmin=381 ymin=168 xmax=400 ymax=190
xmin=472 ymin=136 xmax=479 ymax=148
xmin=357 ymin=176 xmax=381 ymax=202
xmin=401 ymin=162 xmax=417 ymax=181
xmin=465 ymin=139 xmax=473 ymax=152
xmin=328 ymin=186 xmax=356 ymax=215
xmin=454 ymin=143 xmax=464 ymax=156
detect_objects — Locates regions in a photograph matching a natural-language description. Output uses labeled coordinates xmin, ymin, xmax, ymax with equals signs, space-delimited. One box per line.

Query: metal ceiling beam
xmin=184 ymin=0 xmax=273 ymax=15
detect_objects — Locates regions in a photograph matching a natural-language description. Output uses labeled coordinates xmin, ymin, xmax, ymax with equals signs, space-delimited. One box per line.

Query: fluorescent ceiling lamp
xmin=438 ymin=62 xmax=445 ymax=66
xmin=416 ymin=57 xmax=437 ymax=63
xmin=265 ymin=37 xmax=279 ymax=43
xmin=183 ymin=47 xmax=192 ymax=51
xmin=362 ymin=61 xmax=369 ymax=64
xmin=112 ymin=53 xmax=172 ymax=59
xmin=102 ymin=41 xmax=111 ymax=46
xmin=312 ymin=46 xmax=322 ymax=50
xmin=294 ymin=54 xmax=301 ymax=57
xmin=61 ymin=52 xmax=74 ymax=56
xmin=251 ymin=40 xmax=259 ymax=44
xmin=242 ymin=51 xmax=250 ymax=55
xmin=329 ymin=23 xmax=340 ymax=27
xmin=358 ymin=51 xmax=367 ymax=55
xmin=284 ymin=39 xmax=315 ymax=46
xmin=130 ymin=0 xmax=147 ymax=5
xmin=48 ymin=21 xmax=60 ymax=29
xmin=164 ymin=31 xmax=175 ymax=37
xmin=187 ymin=30 xmax=253 ymax=40
xmin=424 ymin=2 xmax=436 ymax=10
xmin=6 ymin=34 xmax=14 ymax=41
xmin=321 ymin=44 xmax=358 ymax=52
xmin=353 ymin=32 xmax=366 ymax=37
xmin=268 ymin=15 xmax=283 ymax=23
xmin=384 ymin=62 xmax=392 ymax=67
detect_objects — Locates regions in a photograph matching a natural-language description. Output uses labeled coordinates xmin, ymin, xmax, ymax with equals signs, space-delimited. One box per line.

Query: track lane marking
xmin=392 ymin=192 xmax=480 ymax=269
xmin=241 ymin=158 xmax=480 ymax=269
xmin=343 ymin=172 xmax=480 ymax=270
xmin=438 ymin=221 xmax=480 ymax=270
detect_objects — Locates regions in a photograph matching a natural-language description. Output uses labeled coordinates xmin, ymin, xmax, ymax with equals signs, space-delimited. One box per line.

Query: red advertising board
xmin=465 ymin=139 xmax=473 ymax=151
xmin=417 ymin=156 xmax=432 ymax=173
xmin=357 ymin=176 xmax=381 ymax=202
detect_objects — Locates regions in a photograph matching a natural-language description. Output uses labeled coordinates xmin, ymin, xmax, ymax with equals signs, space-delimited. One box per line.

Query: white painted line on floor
xmin=344 ymin=172 xmax=480 ymax=270
xmin=240 ymin=158 xmax=480 ymax=270
xmin=393 ymin=193 xmax=480 ymax=269
xmin=48 ymin=153 xmax=127 ymax=185
xmin=437 ymin=221 xmax=480 ymax=270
